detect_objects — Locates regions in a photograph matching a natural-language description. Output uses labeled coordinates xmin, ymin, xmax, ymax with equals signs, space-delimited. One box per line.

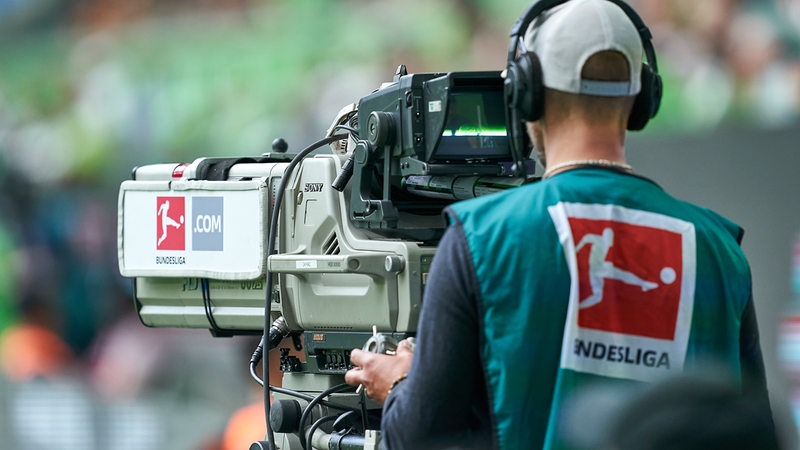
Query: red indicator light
xmin=172 ymin=164 xmax=189 ymax=178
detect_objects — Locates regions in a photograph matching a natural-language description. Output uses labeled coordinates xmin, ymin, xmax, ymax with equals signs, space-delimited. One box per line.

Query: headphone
xmin=504 ymin=0 xmax=663 ymax=166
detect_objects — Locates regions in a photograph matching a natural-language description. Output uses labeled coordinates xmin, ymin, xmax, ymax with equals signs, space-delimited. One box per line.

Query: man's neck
xmin=543 ymin=121 xmax=627 ymax=169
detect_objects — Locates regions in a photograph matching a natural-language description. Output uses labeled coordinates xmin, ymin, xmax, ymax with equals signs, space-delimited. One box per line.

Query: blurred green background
xmin=0 ymin=1 xmax=798 ymax=449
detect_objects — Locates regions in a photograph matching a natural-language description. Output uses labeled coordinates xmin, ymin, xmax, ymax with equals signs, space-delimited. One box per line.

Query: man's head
xmin=517 ymin=0 xmax=652 ymax=164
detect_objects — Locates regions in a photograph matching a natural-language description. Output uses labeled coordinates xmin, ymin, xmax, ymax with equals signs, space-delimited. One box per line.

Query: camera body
xmin=121 ymin=154 xmax=432 ymax=336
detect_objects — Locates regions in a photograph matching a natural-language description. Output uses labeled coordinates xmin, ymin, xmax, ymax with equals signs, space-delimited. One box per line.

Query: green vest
xmin=447 ymin=168 xmax=749 ymax=450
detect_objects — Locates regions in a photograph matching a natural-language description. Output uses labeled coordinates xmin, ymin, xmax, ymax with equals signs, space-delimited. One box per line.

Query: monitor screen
xmin=433 ymin=90 xmax=510 ymax=161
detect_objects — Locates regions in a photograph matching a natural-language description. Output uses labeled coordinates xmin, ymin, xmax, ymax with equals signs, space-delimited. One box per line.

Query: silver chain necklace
xmin=542 ymin=159 xmax=633 ymax=179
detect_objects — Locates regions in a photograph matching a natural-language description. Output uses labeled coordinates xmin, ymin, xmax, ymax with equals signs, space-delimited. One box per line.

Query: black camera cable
xmin=298 ymin=383 xmax=356 ymax=450
xmin=255 ymin=132 xmax=348 ymax=449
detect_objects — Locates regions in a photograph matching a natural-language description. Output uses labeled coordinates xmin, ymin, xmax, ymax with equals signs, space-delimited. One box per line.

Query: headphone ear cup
xmin=627 ymin=63 xmax=662 ymax=131
xmin=507 ymin=52 xmax=545 ymax=122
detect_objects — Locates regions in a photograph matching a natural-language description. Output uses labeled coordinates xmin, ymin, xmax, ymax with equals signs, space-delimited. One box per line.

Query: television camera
xmin=117 ymin=66 xmax=536 ymax=449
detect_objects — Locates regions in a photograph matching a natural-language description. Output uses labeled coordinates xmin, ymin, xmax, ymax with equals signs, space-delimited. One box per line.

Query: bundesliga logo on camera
xmin=156 ymin=196 xmax=185 ymax=251
xmin=156 ymin=196 xmax=224 ymax=252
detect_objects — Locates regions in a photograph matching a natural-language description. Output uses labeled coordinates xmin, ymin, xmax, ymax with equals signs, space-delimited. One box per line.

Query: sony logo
xmin=304 ymin=183 xmax=324 ymax=192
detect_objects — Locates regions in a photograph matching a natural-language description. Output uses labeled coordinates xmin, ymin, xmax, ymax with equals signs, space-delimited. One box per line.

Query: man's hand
xmin=344 ymin=339 xmax=414 ymax=405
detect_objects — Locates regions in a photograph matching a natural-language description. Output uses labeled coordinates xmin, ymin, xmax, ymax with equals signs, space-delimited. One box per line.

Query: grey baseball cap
xmin=524 ymin=0 xmax=643 ymax=96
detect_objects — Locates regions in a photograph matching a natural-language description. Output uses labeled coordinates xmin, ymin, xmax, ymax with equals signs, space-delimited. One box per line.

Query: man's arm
xmin=739 ymin=294 xmax=782 ymax=448
xmin=740 ymin=295 xmax=767 ymax=390
xmin=379 ymin=223 xmax=491 ymax=449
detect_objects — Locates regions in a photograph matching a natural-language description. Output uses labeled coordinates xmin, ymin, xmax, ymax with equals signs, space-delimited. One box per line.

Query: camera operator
xmin=345 ymin=0 xmax=775 ymax=448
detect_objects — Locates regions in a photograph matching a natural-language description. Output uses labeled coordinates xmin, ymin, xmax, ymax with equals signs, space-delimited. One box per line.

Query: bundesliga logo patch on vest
xmin=548 ymin=202 xmax=696 ymax=382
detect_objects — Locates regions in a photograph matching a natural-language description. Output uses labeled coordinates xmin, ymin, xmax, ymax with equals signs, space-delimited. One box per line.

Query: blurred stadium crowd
xmin=0 ymin=0 xmax=798 ymax=449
